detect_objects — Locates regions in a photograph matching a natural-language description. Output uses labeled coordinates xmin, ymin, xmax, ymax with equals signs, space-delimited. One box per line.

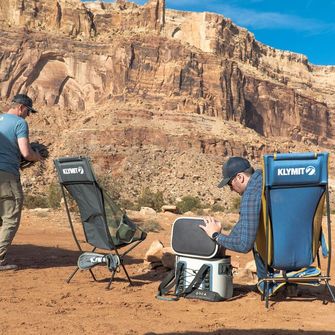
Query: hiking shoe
xmin=0 ymin=264 xmax=18 ymax=271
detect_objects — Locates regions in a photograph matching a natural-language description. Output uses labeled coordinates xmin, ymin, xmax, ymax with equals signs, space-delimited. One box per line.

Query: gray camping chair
xmin=54 ymin=156 xmax=147 ymax=289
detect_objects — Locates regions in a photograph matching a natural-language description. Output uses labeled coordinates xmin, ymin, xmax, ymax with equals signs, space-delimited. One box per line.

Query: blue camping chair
xmin=255 ymin=152 xmax=335 ymax=307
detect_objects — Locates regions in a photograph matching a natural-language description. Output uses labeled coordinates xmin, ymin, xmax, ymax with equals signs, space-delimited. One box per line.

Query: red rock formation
xmin=1 ymin=0 xmax=334 ymax=145
xmin=1 ymin=0 xmax=335 ymax=205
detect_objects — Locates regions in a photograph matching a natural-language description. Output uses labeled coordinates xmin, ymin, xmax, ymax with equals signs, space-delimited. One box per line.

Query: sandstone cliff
xmin=0 ymin=0 xmax=334 ymax=206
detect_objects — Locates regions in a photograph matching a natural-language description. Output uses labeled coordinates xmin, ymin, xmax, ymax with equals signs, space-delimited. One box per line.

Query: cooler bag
xmin=175 ymin=255 xmax=233 ymax=301
xmin=157 ymin=217 xmax=233 ymax=301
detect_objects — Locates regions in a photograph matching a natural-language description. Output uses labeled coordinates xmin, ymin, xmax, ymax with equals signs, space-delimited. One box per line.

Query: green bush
xmin=194 ymin=208 xmax=205 ymax=215
xmin=176 ymin=196 xmax=202 ymax=214
xmin=137 ymin=188 xmax=164 ymax=212
xmin=119 ymin=199 xmax=138 ymax=211
xmin=48 ymin=182 xmax=62 ymax=209
xmin=211 ymin=203 xmax=226 ymax=213
xmin=140 ymin=219 xmax=162 ymax=233
xmin=24 ymin=194 xmax=49 ymax=209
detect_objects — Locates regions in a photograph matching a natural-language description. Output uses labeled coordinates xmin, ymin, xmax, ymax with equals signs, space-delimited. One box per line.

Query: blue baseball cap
xmin=218 ymin=157 xmax=251 ymax=188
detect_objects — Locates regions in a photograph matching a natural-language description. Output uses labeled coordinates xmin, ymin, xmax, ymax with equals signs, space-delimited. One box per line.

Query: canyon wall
xmin=1 ymin=0 xmax=335 ymax=204
xmin=1 ymin=0 xmax=334 ymax=145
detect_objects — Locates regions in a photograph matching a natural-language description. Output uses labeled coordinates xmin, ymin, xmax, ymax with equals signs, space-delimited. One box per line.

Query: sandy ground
xmin=1 ymin=210 xmax=335 ymax=335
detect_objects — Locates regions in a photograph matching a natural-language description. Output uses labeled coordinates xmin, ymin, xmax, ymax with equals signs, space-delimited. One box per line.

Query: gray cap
xmin=12 ymin=94 xmax=38 ymax=113
xmin=218 ymin=157 xmax=251 ymax=188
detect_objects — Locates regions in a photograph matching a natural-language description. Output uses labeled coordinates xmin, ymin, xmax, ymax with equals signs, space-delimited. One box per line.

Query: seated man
xmin=200 ymin=156 xmax=276 ymax=293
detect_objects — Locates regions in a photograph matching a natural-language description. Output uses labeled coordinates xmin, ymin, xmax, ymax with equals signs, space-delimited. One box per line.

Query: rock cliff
xmin=0 ymin=0 xmax=334 ymax=206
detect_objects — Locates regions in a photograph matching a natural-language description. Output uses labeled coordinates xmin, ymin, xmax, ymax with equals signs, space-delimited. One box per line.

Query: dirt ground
xmin=1 ymin=210 xmax=335 ymax=335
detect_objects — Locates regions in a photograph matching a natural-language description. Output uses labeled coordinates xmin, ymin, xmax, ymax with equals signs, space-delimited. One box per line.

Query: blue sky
xmin=83 ymin=1 xmax=335 ymax=65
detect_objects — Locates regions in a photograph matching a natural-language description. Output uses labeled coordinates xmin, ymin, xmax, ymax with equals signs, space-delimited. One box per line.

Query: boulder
xmin=144 ymin=240 xmax=164 ymax=263
xmin=244 ymin=260 xmax=257 ymax=273
xmin=161 ymin=247 xmax=175 ymax=269
xmin=140 ymin=207 xmax=157 ymax=215
xmin=235 ymin=268 xmax=257 ymax=284
xmin=161 ymin=205 xmax=177 ymax=213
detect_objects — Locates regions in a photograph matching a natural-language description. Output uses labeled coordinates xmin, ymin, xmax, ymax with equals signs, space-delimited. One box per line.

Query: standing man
xmin=0 ymin=94 xmax=42 ymax=271
xmin=200 ymin=156 xmax=279 ymax=294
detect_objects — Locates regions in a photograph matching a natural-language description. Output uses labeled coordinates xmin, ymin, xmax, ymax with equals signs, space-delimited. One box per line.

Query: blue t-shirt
xmin=0 ymin=113 xmax=29 ymax=176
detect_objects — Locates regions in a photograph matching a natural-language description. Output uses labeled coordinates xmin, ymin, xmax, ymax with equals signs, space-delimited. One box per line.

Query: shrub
xmin=35 ymin=211 xmax=49 ymax=218
xmin=24 ymin=194 xmax=49 ymax=209
xmin=211 ymin=203 xmax=226 ymax=213
xmin=176 ymin=196 xmax=202 ymax=214
xmin=48 ymin=182 xmax=62 ymax=209
xmin=119 ymin=199 xmax=138 ymax=211
xmin=194 ymin=208 xmax=205 ymax=215
xmin=140 ymin=219 xmax=162 ymax=233
xmin=137 ymin=188 xmax=164 ymax=212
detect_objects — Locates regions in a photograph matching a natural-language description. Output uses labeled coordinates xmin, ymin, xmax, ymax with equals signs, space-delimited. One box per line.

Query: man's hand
xmin=199 ymin=216 xmax=222 ymax=238
xmin=30 ymin=142 xmax=48 ymax=160
xmin=33 ymin=149 xmax=43 ymax=162
xmin=19 ymin=141 xmax=49 ymax=169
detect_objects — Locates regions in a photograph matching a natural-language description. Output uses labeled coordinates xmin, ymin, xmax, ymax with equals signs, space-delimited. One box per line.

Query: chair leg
xmin=89 ymin=269 xmax=97 ymax=282
xmin=67 ymin=267 xmax=80 ymax=283
xmin=265 ymin=282 xmax=269 ymax=308
xmin=325 ymin=281 xmax=335 ymax=302
xmin=121 ymin=262 xmax=133 ymax=286
xmin=67 ymin=267 xmax=97 ymax=284
xmin=106 ymin=269 xmax=117 ymax=290
xmin=114 ymin=249 xmax=133 ymax=286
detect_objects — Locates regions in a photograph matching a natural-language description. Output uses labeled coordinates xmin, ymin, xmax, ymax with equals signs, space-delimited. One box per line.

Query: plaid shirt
xmin=217 ymin=169 xmax=262 ymax=253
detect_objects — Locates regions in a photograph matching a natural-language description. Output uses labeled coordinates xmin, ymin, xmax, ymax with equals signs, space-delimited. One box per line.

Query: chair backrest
xmin=256 ymin=152 xmax=328 ymax=271
xmin=54 ymin=156 xmax=121 ymax=250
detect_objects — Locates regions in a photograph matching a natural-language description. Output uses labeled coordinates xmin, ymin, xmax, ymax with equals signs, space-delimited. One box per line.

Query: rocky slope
xmin=0 ymin=0 xmax=335 ymax=207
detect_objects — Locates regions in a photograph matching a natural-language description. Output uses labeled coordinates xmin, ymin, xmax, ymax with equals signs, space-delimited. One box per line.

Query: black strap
xmin=156 ymin=263 xmax=210 ymax=301
xmin=156 ymin=263 xmax=184 ymax=301
xmin=180 ymin=264 xmax=210 ymax=296
xmin=174 ymin=262 xmax=185 ymax=295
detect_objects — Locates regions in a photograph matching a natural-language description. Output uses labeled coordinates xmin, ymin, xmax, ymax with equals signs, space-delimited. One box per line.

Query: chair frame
xmin=260 ymin=153 xmax=335 ymax=307
xmin=55 ymin=156 xmax=146 ymax=289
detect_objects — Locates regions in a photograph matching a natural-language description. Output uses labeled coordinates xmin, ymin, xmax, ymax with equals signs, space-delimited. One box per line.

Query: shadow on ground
xmin=7 ymin=244 xmax=143 ymax=269
xmin=145 ymin=330 xmax=335 ymax=335
xmin=6 ymin=244 xmax=335 ymax=300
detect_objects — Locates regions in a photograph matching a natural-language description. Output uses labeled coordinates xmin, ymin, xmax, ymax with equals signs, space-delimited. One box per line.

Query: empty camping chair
xmin=54 ymin=156 xmax=147 ymax=289
xmin=255 ymin=152 xmax=335 ymax=307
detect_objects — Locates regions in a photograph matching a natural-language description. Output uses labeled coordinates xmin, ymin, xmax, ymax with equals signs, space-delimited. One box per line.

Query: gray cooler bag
xmin=157 ymin=217 xmax=233 ymax=301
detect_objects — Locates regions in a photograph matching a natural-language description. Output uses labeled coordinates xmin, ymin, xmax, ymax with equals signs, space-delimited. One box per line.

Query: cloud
xmin=222 ymin=7 xmax=327 ymax=33
xmin=166 ymin=0 xmax=335 ymax=35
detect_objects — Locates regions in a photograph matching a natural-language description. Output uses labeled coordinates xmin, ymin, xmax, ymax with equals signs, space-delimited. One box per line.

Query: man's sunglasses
xmin=228 ymin=174 xmax=238 ymax=187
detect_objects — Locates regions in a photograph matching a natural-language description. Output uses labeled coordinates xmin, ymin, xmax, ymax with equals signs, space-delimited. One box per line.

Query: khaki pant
xmin=0 ymin=170 xmax=23 ymax=264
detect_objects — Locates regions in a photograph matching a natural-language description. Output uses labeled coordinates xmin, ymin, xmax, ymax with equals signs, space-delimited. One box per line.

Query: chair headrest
xmin=54 ymin=156 xmax=96 ymax=184
xmin=263 ymin=152 xmax=328 ymax=187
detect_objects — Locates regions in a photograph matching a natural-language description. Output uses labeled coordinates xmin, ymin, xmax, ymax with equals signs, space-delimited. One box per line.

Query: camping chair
xmin=54 ymin=156 xmax=147 ymax=289
xmin=255 ymin=152 xmax=335 ymax=307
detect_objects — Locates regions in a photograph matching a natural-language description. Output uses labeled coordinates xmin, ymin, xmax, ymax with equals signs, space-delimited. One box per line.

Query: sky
xmin=83 ymin=0 xmax=335 ymax=65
